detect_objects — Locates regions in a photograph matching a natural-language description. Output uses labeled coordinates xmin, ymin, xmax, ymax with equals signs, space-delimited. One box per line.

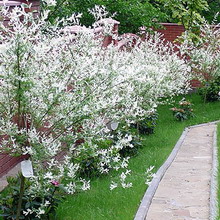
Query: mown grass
xmin=55 ymin=93 xmax=220 ymax=220
xmin=217 ymin=123 xmax=220 ymax=219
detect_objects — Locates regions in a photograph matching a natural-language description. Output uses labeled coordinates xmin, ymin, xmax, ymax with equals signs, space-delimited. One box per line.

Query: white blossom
xmin=110 ymin=181 xmax=118 ymax=190
xmin=0 ymin=5 xmax=191 ymax=218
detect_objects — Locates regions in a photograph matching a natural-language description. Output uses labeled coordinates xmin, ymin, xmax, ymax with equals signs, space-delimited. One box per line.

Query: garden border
xmin=134 ymin=120 xmax=220 ymax=220
xmin=210 ymin=124 xmax=218 ymax=220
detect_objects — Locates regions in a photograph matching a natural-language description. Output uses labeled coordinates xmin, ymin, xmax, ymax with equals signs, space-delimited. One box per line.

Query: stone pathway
xmin=146 ymin=124 xmax=216 ymax=220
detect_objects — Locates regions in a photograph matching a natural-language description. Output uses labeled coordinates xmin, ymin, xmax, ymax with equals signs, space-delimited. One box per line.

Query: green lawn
xmin=55 ymin=93 xmax=220 ymax=220
xmin=217 ymin=123 xmax=220 ymax=219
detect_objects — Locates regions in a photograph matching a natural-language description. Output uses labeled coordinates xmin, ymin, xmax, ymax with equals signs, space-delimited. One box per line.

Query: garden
xmin=0 ymin=0 xmax=220 ymax=219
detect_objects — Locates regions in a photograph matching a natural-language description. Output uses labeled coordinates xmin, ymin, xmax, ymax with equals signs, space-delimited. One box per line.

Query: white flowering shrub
xmin=180 ymin=21 xmax=220 ymax=83
xmin=180 ymin=21 xmax=220 ymax=101
xmin=0 ymin=4 xmax=191 ymax=218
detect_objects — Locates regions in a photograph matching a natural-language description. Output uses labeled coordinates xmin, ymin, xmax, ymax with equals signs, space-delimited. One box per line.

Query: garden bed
xmin=54 ymin=93 xmax=220 ymax=220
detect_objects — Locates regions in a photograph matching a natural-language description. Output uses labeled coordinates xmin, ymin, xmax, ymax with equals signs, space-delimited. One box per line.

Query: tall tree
xmin=202 ymin=0 xmax=220 ymax=23
xmin=43 ymin=0 xmax=218 ymax=34
xmin=45 ymin=0 xmax=167 ymax=33
xmin=157 ymin=0 xmax=209 ymax=30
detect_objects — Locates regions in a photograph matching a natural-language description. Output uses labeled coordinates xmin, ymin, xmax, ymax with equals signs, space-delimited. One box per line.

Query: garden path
xmin=145 ymin=123 xmax=217 ymax=220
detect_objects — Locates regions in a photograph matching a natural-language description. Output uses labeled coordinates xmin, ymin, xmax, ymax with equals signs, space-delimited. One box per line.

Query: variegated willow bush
xmin=180 ymin=20 xmax=220 ymax=102
xmin=0 ymin=3 xmax=191 ymax=219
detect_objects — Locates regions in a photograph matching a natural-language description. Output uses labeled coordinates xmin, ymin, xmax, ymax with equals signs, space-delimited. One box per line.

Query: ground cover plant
xmin=0 ymin=3 xmax=190 ymax=219
xmin=55 ymin=93 xmax=220 ymax=220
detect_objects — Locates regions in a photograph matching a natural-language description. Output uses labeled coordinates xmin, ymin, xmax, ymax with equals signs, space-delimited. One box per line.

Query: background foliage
xmin=46 ymin=0 xmax=167 ymax=33
xmin=45 ymin=0 xmax=220 ymax=34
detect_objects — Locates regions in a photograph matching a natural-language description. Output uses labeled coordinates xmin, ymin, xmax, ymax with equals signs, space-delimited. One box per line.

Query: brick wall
xmin=156 ymin=23 xmax=202 ymax=88
xmin=26 ymin=0 xmax=40 ymax=13
xmin=157 ymin=23 xmax=185 ymax=43
xmin=0 ymin=154 xmax=28 ymax=178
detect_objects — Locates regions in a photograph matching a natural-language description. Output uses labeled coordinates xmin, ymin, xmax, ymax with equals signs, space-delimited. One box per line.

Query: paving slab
xmin=145 ymin=124 xmax=216 ymax=220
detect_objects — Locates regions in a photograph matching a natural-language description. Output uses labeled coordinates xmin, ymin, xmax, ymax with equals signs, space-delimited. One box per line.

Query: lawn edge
xmin=210 ymin=123 xmax=218 ymax=220
xmin=134 ymin=127 xmax=189 ymax=220
xmin=134 ymin=120 xmax=220 ymax=220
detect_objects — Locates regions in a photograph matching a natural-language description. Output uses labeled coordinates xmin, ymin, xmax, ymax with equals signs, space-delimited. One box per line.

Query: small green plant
xmin=199 ymin=76 xmax=220 ymax=102
xmin=132 ymin=113 xmax=158 ymax=135
xmin=118 ymin=135 xmax=142 ymax=157
xmin=170 ymin=99 xmax=194 ymax=121
xmin=0 ymin=175 xmax=64 ymax=220
xmin=111 ymin=127 xmax=142 ymax=157
xmin=138 ymin=113 xmax=158 ymax=135
xmin=72 ymin=139 xmax=113 ymax=178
